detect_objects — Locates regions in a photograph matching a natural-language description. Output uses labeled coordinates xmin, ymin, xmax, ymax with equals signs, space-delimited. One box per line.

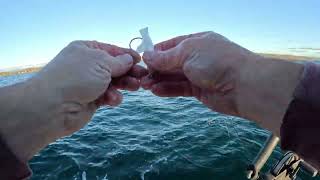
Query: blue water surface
xmin=0 ymin=73 xmax=317 ymax=180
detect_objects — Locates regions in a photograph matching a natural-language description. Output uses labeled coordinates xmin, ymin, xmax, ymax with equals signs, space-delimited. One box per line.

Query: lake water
xmin=0 ymin=73 xmax=317 ymax=180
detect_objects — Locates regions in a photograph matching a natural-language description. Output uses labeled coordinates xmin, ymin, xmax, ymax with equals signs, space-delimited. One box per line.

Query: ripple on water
xmin=1 ymin=74 xmax=316 ymax=180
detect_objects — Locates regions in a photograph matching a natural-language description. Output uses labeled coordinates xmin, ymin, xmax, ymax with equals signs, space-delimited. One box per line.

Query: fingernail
xmin=118 ymin=54 xmax=133 ymax=65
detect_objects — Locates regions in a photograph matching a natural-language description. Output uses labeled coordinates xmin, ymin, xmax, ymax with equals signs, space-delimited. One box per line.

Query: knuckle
xmin=206 ymin=31 xmax=217 ymax=36
xmin=68 ymin=40 xmax=85 ymax=47
xmin=87 ymin=48 xmax=110 ymax=62
xmin=155 ymin=52 xmax=170 ymax=70
xmin=93 ymin=58 xmax=112 ymax=84
xmin=181 ymin=37 xmax=200 ymax=51
xmin=180 ymin=39 xmax=197 ymax=58
xmin=183 ymin=60 xmax=193 ymax=75
xmin=93 ymin=61 xmax=112 ymax=80
xmin=93 ymin=48 xmax=108 ymax=57
xmin=181 ymin=38 xmax=194 ymax=47
xmin=205 ymin=31 xmax=230 ymax=42
xmin=63 ymin=41 xmax=85 ymax=54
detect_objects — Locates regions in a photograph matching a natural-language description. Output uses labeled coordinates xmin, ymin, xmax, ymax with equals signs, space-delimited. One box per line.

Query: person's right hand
xmin=142 ymin=31 xmax=303 ymax=135
xmin=142 ymin=31 xmax=255 ymax=116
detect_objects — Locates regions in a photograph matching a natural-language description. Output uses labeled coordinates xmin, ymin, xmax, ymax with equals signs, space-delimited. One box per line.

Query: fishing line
xmin=129 ymin=37 xmax=143 ymax=50
xmin=171 ymin=117 xmax=251 ymax=169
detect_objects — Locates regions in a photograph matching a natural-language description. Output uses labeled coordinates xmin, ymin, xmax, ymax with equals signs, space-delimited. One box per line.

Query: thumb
xmin=143 ymin=46 xmax=186 ymax=72
xmin=109 ymin=54 xmax=134 ymax=77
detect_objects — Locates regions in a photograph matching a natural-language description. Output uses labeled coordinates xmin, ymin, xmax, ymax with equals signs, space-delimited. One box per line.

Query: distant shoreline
xmin=0 ymin=53 xmax=319 ymax=77
xmin=0 ymin=67 xmax=42 ymax=77
xmin=259 ymin=53 xmax=318 ymax=61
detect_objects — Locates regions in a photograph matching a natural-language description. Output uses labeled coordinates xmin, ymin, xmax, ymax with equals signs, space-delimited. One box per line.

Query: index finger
xmin=86 ymin=41 xmax=141 ymax=64
xmin=155 ymin=31 xmax=210 ymax=51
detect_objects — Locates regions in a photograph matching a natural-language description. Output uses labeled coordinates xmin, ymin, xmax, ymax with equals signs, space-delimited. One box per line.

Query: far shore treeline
xmin=0 ymin=67 xmax=41 ymax=76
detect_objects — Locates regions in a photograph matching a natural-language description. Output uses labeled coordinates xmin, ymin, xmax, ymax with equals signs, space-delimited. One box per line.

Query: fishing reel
xmin=246 ymin=134 xmax=318 ymax=180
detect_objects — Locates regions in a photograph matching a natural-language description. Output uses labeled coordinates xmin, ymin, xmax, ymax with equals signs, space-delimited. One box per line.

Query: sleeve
xmin=281 ymin=62 xmax=320 ymax=170
xmin=0 ymin=136 xmax=32 ymax=180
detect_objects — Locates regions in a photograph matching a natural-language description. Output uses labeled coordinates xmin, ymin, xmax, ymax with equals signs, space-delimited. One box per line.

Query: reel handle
xmin=300 ymin=160 xmax=318 ymax=177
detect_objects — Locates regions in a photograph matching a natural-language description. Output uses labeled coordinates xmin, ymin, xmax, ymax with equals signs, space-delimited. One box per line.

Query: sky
xmin=0 ymin=0 xmax=319 ymax=69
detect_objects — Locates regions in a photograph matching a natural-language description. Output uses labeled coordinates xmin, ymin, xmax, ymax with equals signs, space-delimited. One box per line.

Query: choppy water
xmin=0 ymin=73 xmax=318 ymax=180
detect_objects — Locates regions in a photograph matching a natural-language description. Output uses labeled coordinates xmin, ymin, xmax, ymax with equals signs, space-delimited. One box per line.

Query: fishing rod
xmin=246 ymin=134 xmax=318 ymax=180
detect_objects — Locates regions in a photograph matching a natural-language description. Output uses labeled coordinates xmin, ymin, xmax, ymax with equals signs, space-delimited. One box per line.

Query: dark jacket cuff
xmin=0 ymin=135 xmax=31 ymax=180
xmin=281 ymin=62 xmax=320 ymax=170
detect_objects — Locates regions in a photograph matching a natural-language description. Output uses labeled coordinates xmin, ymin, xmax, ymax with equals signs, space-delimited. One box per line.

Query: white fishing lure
xmin=135 ymin=27 xmax=154 ymax=53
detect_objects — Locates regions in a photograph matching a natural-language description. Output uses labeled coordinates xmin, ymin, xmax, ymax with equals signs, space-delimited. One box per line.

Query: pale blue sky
xmin=0 ymin=0 xmax=319 ymax=68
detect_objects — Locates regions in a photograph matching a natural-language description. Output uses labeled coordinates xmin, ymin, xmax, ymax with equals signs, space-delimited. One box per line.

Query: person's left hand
xmin=1 ymin=40 xmax=147 ymax=161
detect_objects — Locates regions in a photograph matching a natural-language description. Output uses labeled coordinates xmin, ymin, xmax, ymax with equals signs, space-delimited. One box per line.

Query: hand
xmin=0 ymin=41 xmax=147 ymax=161
xmin=142 ymin=32 xmax=248 ymax=115
xmin=142 ymin=32 xmax=303 ymax=135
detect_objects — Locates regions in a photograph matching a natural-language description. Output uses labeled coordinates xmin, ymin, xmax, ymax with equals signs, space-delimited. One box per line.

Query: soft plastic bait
xmin=129 ymin=27 xmax=154 ymax=53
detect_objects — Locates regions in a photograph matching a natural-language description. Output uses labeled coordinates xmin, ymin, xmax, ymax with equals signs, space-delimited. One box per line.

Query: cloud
xmin=288 ymin=47 xmax=320 ymax=51
xmin=289 ymin=49 xmax=309 ymax=53
xmin=288 ymin=47 xmax=320 ymax=56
